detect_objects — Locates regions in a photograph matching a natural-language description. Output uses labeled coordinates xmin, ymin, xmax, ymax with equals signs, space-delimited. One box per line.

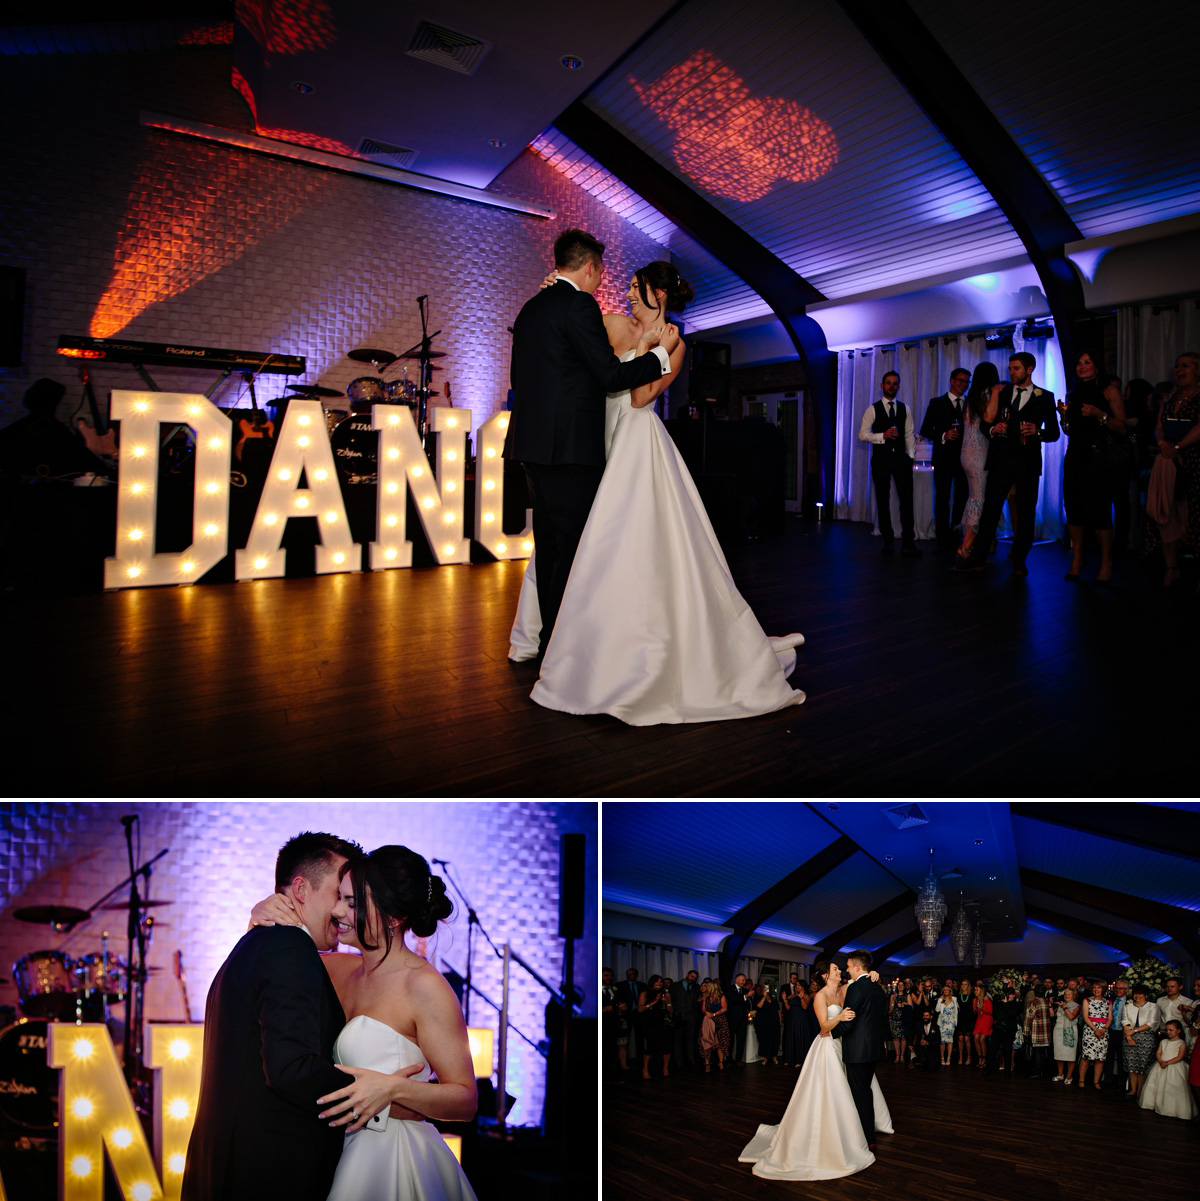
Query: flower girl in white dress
xmin=1138 ymin=1019 xmax=1198 ymax=1120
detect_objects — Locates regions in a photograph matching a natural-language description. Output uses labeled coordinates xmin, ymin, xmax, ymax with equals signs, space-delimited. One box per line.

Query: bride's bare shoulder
xmin=603 ymin=312 xmax=640 ymax=353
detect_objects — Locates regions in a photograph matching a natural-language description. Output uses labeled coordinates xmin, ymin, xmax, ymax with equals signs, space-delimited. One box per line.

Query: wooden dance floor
xmin=12 ymin=519 xmax=1197 ymax=796
xmin=603 ymin=1057 xmax=1197 ymax=1198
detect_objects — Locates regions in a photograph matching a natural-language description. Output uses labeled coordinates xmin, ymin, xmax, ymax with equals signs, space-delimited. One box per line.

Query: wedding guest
xmin=725 ymin=973 xmax=752 ymax=1066
xmin=1023 ymin=984 xmax=1052 ymax=1079
xmin=1079 ymin=979 xmax=1112 ymax=1090
xmin=955 ymin=978 xmax=976 ymax=1065
xmin=602 ymin=968 xmax=621 ymax=1081
xmin=911 ymin=1009 xmax=938 ymax=1070
xmin=1052 ymin=986 xmax=1081 ymax=1083
xmin=742 ymin=984 xmax=760 ymax=1064
xmin=922 ymin=367 xmax=972 ymax=552
xmin=1157 ymin=977 xmax=1194 ymax=1034
xmin=1104 ymin=979 xmax=1131 ymax=1092
xmin=1146 ymin=352 xmax=1200 ymax=588
xmin=953 ymin=352 xmax=1059 ymax=578
xmin=638 ymin=975 xmax=672 ymax=1079
xmin=935 ymin=984 xmax=958 ymax=1065
xmin=991 ymin=986 xmax=1022 ymax=1073
xmin=1137 ymin=1020 xmax=1198 ymax=1119
xmin=619 ymin=968 xmax=643 ymax=1066
xmin=889 ymin=981 xmax=909 ymax=1064
xmin=1057 ymin=349 xmax=1127 ymax=583
xmin=699 ymin=979 xmax=730 ymax=1072
xmin=972 ymin=981 xmax=994 ymax=1070
xmin=1120 ymin=377 xmax=1154 ymax=549
xmin=756 ymin=981 xmax=782 ymax=1065
xmin=1122 ymin=983 xmax=1161 ymax=1101
xmin=669 ymin=969 xmax=702 ymax=1069
xmin=859 ymin=370 xmax=921 ymax=555
xmin=1187 ymin=979 xmax=1200 ymax=1050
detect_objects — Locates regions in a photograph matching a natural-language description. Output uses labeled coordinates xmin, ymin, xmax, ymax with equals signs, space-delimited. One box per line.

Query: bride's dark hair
xmin=633 ymin=261 xmax=694 ymax=317
xmin=811 ymin=960 xmax=831 ymax=990
xmin=343 ymin=845 xmax=453 ymax=965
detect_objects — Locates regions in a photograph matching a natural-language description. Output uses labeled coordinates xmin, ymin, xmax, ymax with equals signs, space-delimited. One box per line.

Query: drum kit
xmin=284 ymin=295 xmax=448 ymax=487
xmin=1 ymin=819 xmax=175 ymax=1141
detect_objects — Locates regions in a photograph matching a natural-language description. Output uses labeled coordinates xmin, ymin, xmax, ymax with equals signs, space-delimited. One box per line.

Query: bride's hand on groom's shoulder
xmin=248 ymin=893 xmax=300 ymax=930
xmin=539 ymin=271 xmax=558 ymax=290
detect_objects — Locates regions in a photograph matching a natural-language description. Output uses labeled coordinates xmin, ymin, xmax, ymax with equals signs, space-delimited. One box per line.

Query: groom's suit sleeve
xmin=830 ymin=982 xmax=855 ymax=1039
xmin=566 ymin=289 xmax=669 ymax=394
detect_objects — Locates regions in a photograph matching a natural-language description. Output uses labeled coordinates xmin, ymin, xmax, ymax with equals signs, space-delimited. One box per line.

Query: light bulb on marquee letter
xmin=474 ymin=412 xmax=532 ymax=560
xmin=236 ymin=399 xmax=360 ymax=579
xmin=105 ymin=391 xmax=232 ymax=590
xmin=370 ymin=405 xmax=471 ymax=569
xmin=48 ymin=1023 xmax=165 ymax=1201
xmin=147 ymin=1026 xmax=202 ymax=1201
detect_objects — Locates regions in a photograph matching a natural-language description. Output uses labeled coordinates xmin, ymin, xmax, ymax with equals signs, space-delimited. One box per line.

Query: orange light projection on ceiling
xmin=89 ymin=140 xmax=328 ymax=339
xmin=235 ymin=0 xmax=337 ymax=58
xmin=630 ymin=50 xmax=838 ymax=203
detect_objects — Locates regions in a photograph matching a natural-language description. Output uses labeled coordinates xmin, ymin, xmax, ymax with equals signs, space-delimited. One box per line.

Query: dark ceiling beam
xmin=872 ymin=930 xmax=923 ymax=970
xmin=1025 ymin=903 xmax=1149 ymax=960
xmin=717 ymin=835 xmax=859 ymax=981
xmin=1012 ymin=803 xmax=1200 ymax=862
xmin=1020 ymin=867 xmax=1200 ymax=964
xmin=815 ymin=889 xmax=917 ymax=958
xmin=835 ymin=0 xmax=1089 ymax=369
xmin=553 ymin=100 xmax=839 ymax=509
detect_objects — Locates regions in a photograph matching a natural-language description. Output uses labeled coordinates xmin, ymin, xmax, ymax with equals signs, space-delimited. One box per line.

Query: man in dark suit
xmin=920 ymin=367 xmax=971 ymax=552
xmin=724 ymin=973 xmax=751 ymax=1064
xmin=910 ymin=1009 xmax=938 ymax=1069
xmin=182 ymin=832 xmax=394 ymax=1201
xmin=669 ymin=969 xmax=702 ymax=1069
xmin=832 ymin=950 xmax=887 ymax=1151
xmin=858 ymin=371 xmax=921 ymax=555
xmin=508 ymin=229 xmax=677 ymax=656
xmin=954 ymin=351 xmax=1059 ymax=577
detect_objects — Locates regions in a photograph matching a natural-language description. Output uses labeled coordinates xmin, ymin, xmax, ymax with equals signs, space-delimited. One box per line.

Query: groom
xmin=508 ymin=228 xmax=678 ymax=657
xmin=832 ymin=950 xmax=887 ymax=1152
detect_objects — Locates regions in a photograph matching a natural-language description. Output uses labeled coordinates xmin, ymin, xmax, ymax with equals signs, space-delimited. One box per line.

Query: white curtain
xmin=835 ymin=329 xmax=1066 ymax=542
xmin=1116 ymin=302 xmax=1200 ymax=390
xmin=602 ymin=939 xmax=725 ymax=984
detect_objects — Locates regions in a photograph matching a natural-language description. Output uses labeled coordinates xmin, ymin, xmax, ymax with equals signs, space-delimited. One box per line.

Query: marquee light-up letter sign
xmin=103 ymin=391 xmax=532 ymax=589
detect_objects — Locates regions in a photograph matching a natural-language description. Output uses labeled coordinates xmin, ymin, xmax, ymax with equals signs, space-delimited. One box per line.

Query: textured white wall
xmin=0 ymin=800 xmax=597 ymax=1127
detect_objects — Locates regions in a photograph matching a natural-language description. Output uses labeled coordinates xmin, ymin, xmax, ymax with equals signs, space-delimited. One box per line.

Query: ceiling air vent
xmin=406 ymin=20 xmax=492 ymax=76
xmin=885 ymin=803 xmax=929 ymax=830
xmin=358 ymin=138 xmax=418 ymax=169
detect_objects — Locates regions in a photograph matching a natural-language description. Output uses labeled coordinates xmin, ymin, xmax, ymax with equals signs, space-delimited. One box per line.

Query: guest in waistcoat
xmin=859 ymin=370 xmax=921 ymax=556
xmin=920 ymin=366 xmax=972 ymax=552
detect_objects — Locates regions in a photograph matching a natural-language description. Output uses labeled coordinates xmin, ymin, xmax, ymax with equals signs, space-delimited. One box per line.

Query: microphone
xmin=121 ymin=815 xmax=137 ymax=827
xmin=417 ymin=295 xmax=428 ymax=303
xmin=431 ymin=858 xmax=449 ymax=866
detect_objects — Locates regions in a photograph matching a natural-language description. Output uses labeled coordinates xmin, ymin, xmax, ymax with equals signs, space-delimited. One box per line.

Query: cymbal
xmin=396 ymin=350 xmax=447 ymax=360
xmin=287 ymin=385 xmax=342 ymax=398
xmin=13 ymin=905 xmax=91 ymax=925
xmin=347 ymin=348 xmax=397 ymax=365
xmin=103 ymin=900 xmax=173 ymax=910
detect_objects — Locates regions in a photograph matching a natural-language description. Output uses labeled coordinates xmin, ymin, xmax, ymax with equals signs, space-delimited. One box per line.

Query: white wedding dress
xmin=739 ymin=1006 xmax=893 ymax=1180
xmin=509 ymin=352 xmax=806 ymax=725
xmin=326 ymin=1015 xmax=477 ymax=1201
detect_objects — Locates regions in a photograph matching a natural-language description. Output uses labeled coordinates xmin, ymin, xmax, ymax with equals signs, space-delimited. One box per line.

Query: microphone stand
xmin=435 ymin=863 xmax=503 ymax=1026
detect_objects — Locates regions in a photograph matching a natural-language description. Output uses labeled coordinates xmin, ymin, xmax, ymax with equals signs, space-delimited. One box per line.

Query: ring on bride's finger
xmin=351 ymin=1110 xmax=358 ymax=1120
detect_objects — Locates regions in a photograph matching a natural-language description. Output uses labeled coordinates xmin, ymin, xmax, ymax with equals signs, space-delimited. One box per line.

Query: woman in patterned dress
xmin=1146 ymin=352 xmax=1200 ymax=587
xmin=889 ymin=982 xmax=908 ymax=1064
xmin=1079 ymin=979 xmax=1112 ymax=1090
xmin=935 ymin=984 xmax=958 ymax=1066
xmin=1121 ymin=983 xmax=1161 ymax=1101
xmin=1052 ymin=986 xmax=1081 ymax=1083
xmin=699 ymin=979 xmax=731 ymax=1072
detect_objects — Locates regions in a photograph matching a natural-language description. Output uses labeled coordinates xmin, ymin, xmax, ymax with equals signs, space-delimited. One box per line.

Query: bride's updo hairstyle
xmin=811 ymin=961 xmax=831 ymax=990
xmin=344 ymin=845 xmax=453 ymax=964
xmin=633 ymin=261 xmax=694 ymax=318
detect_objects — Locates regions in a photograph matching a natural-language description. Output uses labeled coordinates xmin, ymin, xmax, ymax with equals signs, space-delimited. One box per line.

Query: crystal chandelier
xmin=913 ymin=848 xmax=947 ymax=949
xmin=950 ymin=904 xmax=972 ymax=964
xmin=970 ymin=922 xmax=986 ymax=969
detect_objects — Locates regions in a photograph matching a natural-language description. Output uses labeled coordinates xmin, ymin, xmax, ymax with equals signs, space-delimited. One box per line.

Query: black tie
xmin=888 ymin=401 xmax=895 ymax=420
xmin=954 ymin=399 xmax=961 ymax=418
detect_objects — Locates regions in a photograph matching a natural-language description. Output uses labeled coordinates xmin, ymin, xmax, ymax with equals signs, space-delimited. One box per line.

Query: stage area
xmin=12 ymin=519 xmax=1196 ymax=796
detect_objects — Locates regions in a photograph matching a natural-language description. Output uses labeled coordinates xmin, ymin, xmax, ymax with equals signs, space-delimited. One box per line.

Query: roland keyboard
xmin=57 ymin=335 xmax=305 ymax=375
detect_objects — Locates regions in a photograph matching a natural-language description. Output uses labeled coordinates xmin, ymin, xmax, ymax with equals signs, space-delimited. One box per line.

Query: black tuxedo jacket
xmin=508 ymin=279 xmax=664 ymax=468
xmin=181 ymin=927 xmax=354 ymax=1201
xmin=981 ymin=384 xmax=1059 ymax=475
xmin=833 ymin=975 xmax=887 ymax=1063
xmin=920 ymin=394 xmax=966 ymax=469
xmin=723 ymin=982 xmax=750 ymax=1028
xmin=670 ymin=979 xmax=701 ymax=1018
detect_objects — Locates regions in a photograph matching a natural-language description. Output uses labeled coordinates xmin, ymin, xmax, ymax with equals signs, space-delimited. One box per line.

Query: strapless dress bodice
xmin=334 ymin=1014 xmax=432 ymax=1084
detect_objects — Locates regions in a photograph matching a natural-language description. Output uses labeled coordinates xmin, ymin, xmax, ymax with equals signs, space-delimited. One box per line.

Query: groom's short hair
xmin=554 ymin=228 xmax=606 ymax=271
xmin=275 ymin=830 xmax=362 ymax=891
xmin=846 ymin=950 xmax=872 ymax=972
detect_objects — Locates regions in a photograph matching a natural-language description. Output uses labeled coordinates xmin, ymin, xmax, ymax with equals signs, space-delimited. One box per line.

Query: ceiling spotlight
xmin=974 ymin=839 xmax=983 ymax=845
xmin=561 ymin=55 xmax=582 ymax=69
xmin=291 ymin=81 xmax=314 ymax=94
xmin=984 ymin=329 xmax=1014 ymax=351
xmin=884 ymin=855 xmax=893 ymax=861
xmin=488 ymin=138 xmax=505 ymax=147
xmin=989 ymin=875 xmax=996 ymax=880
xmin=828 ymin=804 xmax=839 ymax=810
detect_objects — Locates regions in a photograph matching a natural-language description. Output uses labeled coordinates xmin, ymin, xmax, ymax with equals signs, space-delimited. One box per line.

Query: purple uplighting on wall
xmin=0 ymin=801 xmax=597 ymax=1128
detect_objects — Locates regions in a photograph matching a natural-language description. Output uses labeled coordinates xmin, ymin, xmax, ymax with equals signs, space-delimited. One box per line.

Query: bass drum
xmin=330 ymin=413 xmax=379 ymax=485
xmin=13 ymin=950 xmax=75 ymax=1021
xmin=0 ymin=1019 xmax=57 ymax=1134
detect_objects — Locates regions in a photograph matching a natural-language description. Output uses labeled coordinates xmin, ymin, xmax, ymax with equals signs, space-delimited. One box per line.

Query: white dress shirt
xmin=859 ymin=397 xmax=916 ymax=459
xmin=941 ymin=391 xmax=966 ymax=442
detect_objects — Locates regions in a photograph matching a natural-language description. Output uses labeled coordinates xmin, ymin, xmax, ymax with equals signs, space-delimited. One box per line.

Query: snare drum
xmin=74 ymin=952 xmax=127 ymax=1003
xmin=384 ymin=379 xmax=418 ymax=407
xmin=0 ymin=1019 xmax=58 ymax=1133
xmin=12 ymin=951 xmax=75 ymax=1021
xmin=347 ymin=376 xmax=385 ymax=406
xmin=330 ymin=413 xmax=379 ymax=484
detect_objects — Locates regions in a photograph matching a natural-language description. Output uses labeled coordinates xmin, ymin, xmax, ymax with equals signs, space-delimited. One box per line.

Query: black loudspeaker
xmin=0 ymin=266 xmax=25 ymax=368
xmin=558 ymin=833 xmax=585 ymax=940
xmin=688 ymin=340 xmax=731 ymax=407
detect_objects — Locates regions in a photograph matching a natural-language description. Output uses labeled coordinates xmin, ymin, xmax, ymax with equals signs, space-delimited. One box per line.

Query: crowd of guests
xmin=862 ymin=347 xmax=1200 ymax=588
xmin=602 ymin=965 xmax=1200 ymax=1122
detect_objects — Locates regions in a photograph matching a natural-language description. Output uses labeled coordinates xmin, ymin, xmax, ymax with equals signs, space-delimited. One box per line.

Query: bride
xmin=509 ymin=261 xmax=806 ymax=725
xmin=739 ymin=961 xmax=892 ymax=1180
xmin=252 ymin=847 xmax=478 ymax=1201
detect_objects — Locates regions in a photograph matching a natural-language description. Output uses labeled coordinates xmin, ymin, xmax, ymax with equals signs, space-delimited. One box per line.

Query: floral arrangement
xmin=1119 ymin=955 xmax=1179 ymax=1000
